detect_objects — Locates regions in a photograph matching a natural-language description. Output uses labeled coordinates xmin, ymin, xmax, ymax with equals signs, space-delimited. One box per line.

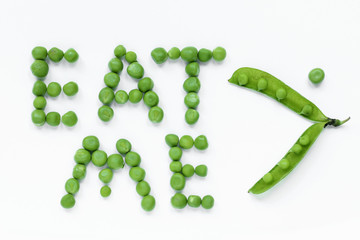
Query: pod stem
xmin=326 ymin=117 xmax=350 ymax=127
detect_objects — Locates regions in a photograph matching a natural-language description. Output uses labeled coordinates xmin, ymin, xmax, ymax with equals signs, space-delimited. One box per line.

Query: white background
xmin=0 ymin=0 xmax=359 ymax=239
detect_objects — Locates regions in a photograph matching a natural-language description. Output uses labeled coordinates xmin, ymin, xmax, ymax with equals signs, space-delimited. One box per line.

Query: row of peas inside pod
xmin=60 ymin=136 xmax=155 ymax=212
xmin=30 ymin=46 xmax=79 ymax=127
xmin=151 ymin=46 xmax=226 ymax=125
xmin=98 ymin=45 xmax=164 ymax=123
xmin=165 ymin=134 xmax=214 ymax=209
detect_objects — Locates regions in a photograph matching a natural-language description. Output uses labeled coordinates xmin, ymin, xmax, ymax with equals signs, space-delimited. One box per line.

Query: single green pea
xmin=62 ymin=111 xmax=78 ymax=127
xmin=143 ymin=91 xmax=159 ymax=107
xmin=278 ymin=159 xmax=290 ymax=170
xmin=108 ymin=57 xmax=123 ymax=73
xmin=309 ymin=68 xmax=325 ymax=84
xmin=291 ymin=144 xmax=302 ymax=154
xmin=151 ymin=47 xmax=168 ymax=64
xmin=63 ymin=82 xmax=78 ymax=96
xmin=33 ymin=96 xmax=47 ymax=109
xmin=46 ymin=112 xmax=61 ymax=126
xmin=171 ymin=193 xmax=187 ymax=209
xmin=65 ymin=178 xmax=80 ymax=194
xmin=47 ymin=82 xmax=61 ymax=97
xmin=169 ymin=147 xmax=182 ymax=161
xmin=74 ymin=149 xmax=91 ymax=164
xmin=148 ymin=106 xmax=164 ymax=123
xmin=114 ymin=45 xmax=126 ymax=58
xmin=91 ymin=150 xmax=107 ymax=167
xmin=212 ymin=47 xmax=226 ymax=61
xmin=72 ymin=164 xmax=86 ymax=180
xmin=195 ymin=165 xmax=208 ymax=177
xmin=107 ymin=154 xmax=124 ymax=170
xmin=179 ymin=135 xmax=194 ymax=149
xmin=182 ymin=164 xmax=194 ymax=177
xmin=82 ymin=136 xmax=100 ymax=151
xmin=125 ymin=151 xmax=141 ymax=167
xmin=116 ymin=139 xmax=132 ymax=154
xmin=237 ymin=73 xmax=248 ymax=86
xmin=129 ymin=167 xmax=146 ymax=182
xmin=127 ymin=62 xmax=144 ymax=79
xmin=30 ymin=60 xmax=49 ymax=78
xmin=276 ymin=88 xmax=287 ymax=100
xmin=141 ymin=195 xmax=156 ymax=211
xmin=31 ymin=109 xmax=46 ymax=126
xmin=194 ymin=135 xmax=208 ymax=150
xmin=262 ymin=173 xmax=273 ymax=183
xmin=198 ymin=48 xmax=212 ymax=62
xmin=301 ymin=105 xmax=313 ymax=116
xmin=188 ymin=195 xmax=201 ymax=208
xmin=185 ymin=62 xmax=200 ymax=77
xmin=136 ymin=181 xmax=151 ymax=196
xmin=170 ymin=161 xmax=182 ymax=173
xmin=99 ymin=168 xmax=113 ymax=184
xmin=170 ymin=173 xmax=186 ymax=191
xmin=168 ymin=47 xmax=181 ymax=60
xmin=185 ymin=109 xmax=199 ymax=125
xmin=183 ymin=77 xmax=201 ymax=93
xmin=60 ymin=194 xmax=75 ymax=209
xmin=64 ymin=48 xmax=79 ymax=63
xmin=138 ymin=77 xmax=154 ymax=92
xmin=32 ymin=46 xmax=47 ymax=60
xmin=257 ymin=78 xmax=268 ymax=91
xmin=99 ymin=87 xmax=115 ymax=105
xmin=165 ymin=134 xmax=179 ymax=147
xmin=125 ymin=51 xmax=137 ymax=63
xmin=48 ymin=47 xmax=64 ymax=62
xmin=100 ymin=185 xmax=111 ymax=197
xmin=181 ymin=47 xmax=198 ymax=62
xmin=128 ymin=89 xmax=143 ymax=103
xmin=32 ymin=80 xmax=47 ymax=96
xmin=104 ymin=72 xmax=120 ymax=88
xmin=299 ymin=135 xmax=310 ymax=146
xmin=114 ymin=90 xmax=128 ymax=104
xmin=98 ymin=105 xmax=114 ymax=122
xmin=184 ymin=92 xmax=200 ymax=108
xmin=201 ymin=195 xmax=214 ymax=209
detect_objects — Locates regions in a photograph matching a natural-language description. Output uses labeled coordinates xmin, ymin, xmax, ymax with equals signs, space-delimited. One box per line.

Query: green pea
xmin=98 ymin=105 xmax=114 ymax=122
xmin=100 ymin=185 xmax=111 ymax=197
xmin=107 ymin=154 xmax=124 ymax=170
xmin=74 ymin=149 xmax=91 ymax=164
xmin=72 ymin=164 xmax=86 ymax=180
xmin=184 ymin=92 xmax=200 ymax=108
xmin=127 ymin=62 xmax=144 ymax=79
xmin=171 ymin=193 xmax=187 ymax=209
xmin=32 ymin=46 xmax=47 ymax=60
xmin=108 ymin=57 xmax=123 ymax=73
xmin=262 ymin=173 xmax=273 ymax=183
xmin=125 ymin=151 xmax=141 ymax=167
xmin=125 ymin=51 xmax=137 ymax=63
xmin=299 ymin=135 xmax=310 ymax=146
xmin=47 ymin=82 xmax=61 ymax=97
xmin=60 ymin=194 xmax=75 ymax=209
xmin=141 ymin=195 xmax=156 ymax=211
xmin=168 ymin=47 xmax=181 ymax=60
xmin=276 ymin=88 xmax=287 ymax=100
xmin=115 ymin=90 xmax=128 ymax=104
xmin=195 ymin=165 xmax=207 ymax=177
xmin=212 ymin=47 xmax=226 ymax=61
xmin=170 ymin=161 xmax=182 ymax=173
xmin=148 ymin=106 xmax=164 ymax=123
xmin=151 ymin=47 xmax=168 ymax=64
xmin=104 ymin=72 xmax=120 ymax=88
xmin=257 ymin=78 xmax=268 ymax=91
xmin=82 ymin=136 xmax=100 ymax=151
xmin=46 ymin=112 xmax=61 ymax=126
xmin=129 ymin=167 xmax=146 ymax=182
xmin=143 ymin=91 xmax=159 ymax=107
xmin=65 ymin=178 xmax=80 ymax=194
xmin=32 ymin=80 xmax=47 ymax=96
xmin=194 ymin=135 xmax=208 ymax=150
xmin=114 ymin=45 xmax=126 ymax=58
xmin=182 ymin=164 xmax=194 ymax=177
xmin=179 ymin=135 xmax=194 ymax=149
xmin=30 ymin=60 xmax=49 ymax=78
xmin=170 ymin=173 xmax=186 ymax=191
xmin=309 ymin=68 xmax=325 ymax=84
xmin=99 ymin=87 xmax=115 ymax=105
xmin=301 ymin=105 xmax=313 ymax=116
xmin=181 ymin=47 xmax=198 ymax=62
xmin=64 ymin=48 xmax=79 ymax=63
xmin=91 ymin=150 xmax=107 ymax=167
xmin=185 ymin=109 xmax=199 ymax=125
xmin=237 ymin=73 xmax=248 ymax=86
xmin=183 ymin=77 xmax=201 ymax=93
xmin=136 ymin=181 xmax=151 ymax=196
xmin=201 ymin=195 xmax=214 ymax=209
xmin=165 ymin=134 xmax=179 ymax=147
xmin=99 ymin=168 xmax=113 ymax=184
xmin=169 ymin=147 xmax=182 ymax=161
xmin=277 ymin=159 xmax=290 ymax=170
xmin=116 ymin=139 xmax=132 ymax=154
xmin=138 ymin=77 xmax=154 ymax=92
xmin=48 ymin=47 xmax=64 ymax=62
xmin=33 ymin=96 xmax=47 ymax=109
xmin=198 ymin=48 xmax=212 ymax=62
xmin=62 ymin=111 xmax=78 ymax=127
xmin=291 ymin=144 xmax=302 ymax=154
xmin=129 ymin=89 xmax=143 ymax=103
xmin=31 ymin=109 xmax=46 ymax=126
xmin=188 ymin=195 xmax=201 ymax=208
xmin=63 ymin=81 xmax=78 ymax=96
xmin=185 ymin=62 xmax=200 ymax=77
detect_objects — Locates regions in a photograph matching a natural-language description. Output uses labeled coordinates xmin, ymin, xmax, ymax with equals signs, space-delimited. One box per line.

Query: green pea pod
xmin=248 ymin=122 xmax=326 ymax=194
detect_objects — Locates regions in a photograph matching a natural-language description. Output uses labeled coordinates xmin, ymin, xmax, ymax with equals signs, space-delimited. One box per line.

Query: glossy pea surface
xmin=64 ymin=48 xmax=79 ymax=63
xmin=181 ymin=47 xmax=198 ymax=62
xmin=165 ymin=134 xmax=179 ymax=147
xmin=32 ymin=46 xmax=47 ymax=60
xmin=107 ymin=154 xmax=124 ymax=170
xmin=33 ymin=96 xmax=47 ymax=109
xmin=61 ymin=111 xmax=78 ymax=127
xmin=46 ymin=112 xmax=61 ymax=126
xmin=99 ymin=168 xmax=113 ymax=183
xmin=65 ymin=178 xmax=80 ymax=194
xmin=74 ymin=149 xmax=91 ymax=164
xmin=48 ymin=47 xmax=64 ymax=62
xmin=30 ymin=60 xmax=49 ymax=78
xmin=179 ymin=135 xmax=194 ymax=149
xmin=195 ymin=165 xmax=208 ymax=177
xmin=91 ymin=150 xmax=107 ymax=167
xmin=100 ymin=185 xmax=111 ymax=197
xmin=32 ymin=80 xmax=47 ymax=96
xmin=125 ymin=151 xmax=141 ymax=167
xmin=136 ymin=181 xmax=151 ymax=196
xmin=168 ymin=47 xmax=181 ymax=60
xmin=212 ymin=47 xmax=226 ymax=61
xmin=72 ymin=164 xmax=86 ymax=180
xmin=125 ymin=51 xmax=137 ymax=63
xmin=114 ymin=45 xmax=126 ymax=58
xmin=31 ymin=110 xmax=46 ymax=126
xmin=182 ymin=164 xmax=194 ymax=177
xmin=82 ymin=136 xmax=100 ymax=151
xmin=143 ymin=91 xmax=159 ymax=107
xmin=138 ymin=77 xmax=154 ymax=92
xmin=188 ymin=195 xmax=201 ymax=208
xmin=148 ymin=106 xmax=164 ymax=123
xmin=201 ymin=195 xmax=214 ymax=209
xmin=129 ymin=167 xmax=146 ymax=182
xmin=184 ymin=92 xmax=200 ymax=108
xmin=198 ymin=48 xmax=212 ymax=62
xmin=309 ymin=68 xmax=325 ymax=84
xmin=98 ymin=105 xmax=114 ymax=122
xmin=127 ymin=62 xmax=144 ymax=79
xmin=129 ymin=89 xmax=143 ymax=103
xmin=169 ymin=147 xmax=182 ymax=161
xmin=151 ymin=47 xmax=168 ymax=64
xmin=170 ymin=161 xmax=182 ymax=173
xmin=47 ymin=82 xmax=61 ymax=97
xmin=185 ymin=62 xmax=200 ymax=77
xmin=141 ymin=195 xmax=156 ymax=211
xmin=104 ymin=72 xmax=120 ymax=88
xmin=194 ymin=135 xmax=208 ymax=150
xmin=63 ymin=82 xmax=78 ymax=96
xmin=116 ymin=139 xmax=132 ymax=154
xmin=99 ymin=87 xmax=115 ymax=105
xmin=183 ymin=77 xmax=201 ymax=93
xmin=108 ymin=57 xmax=123 ymax=73
xmin=185 ymin=109 xmax=199 ymax=125
xmin=61 ymin=194 xmax=75 ymax=209
xmin=115 ymin=90 xmax=128 ymax=104
xmin=170 ymin=173 xmax=186 ymax=190
xmin=171 ymin=193 xmax=187 ymax=209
